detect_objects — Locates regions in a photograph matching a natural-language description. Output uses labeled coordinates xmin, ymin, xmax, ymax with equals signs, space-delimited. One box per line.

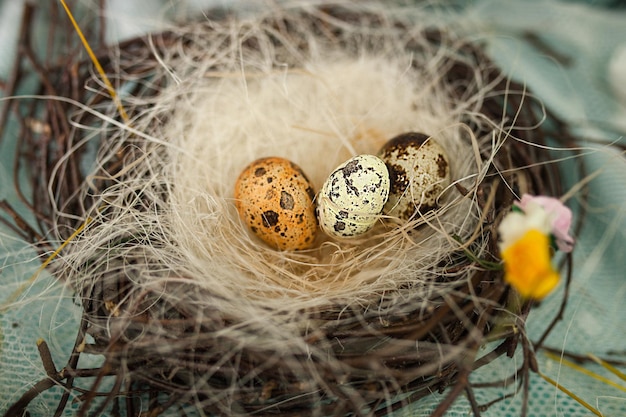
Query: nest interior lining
xmin=72 ymin=6 xmax=499 ymax=308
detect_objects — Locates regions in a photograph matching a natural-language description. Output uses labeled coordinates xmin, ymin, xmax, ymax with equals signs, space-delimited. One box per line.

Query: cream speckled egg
xmin=378 ymin=132 xmax=451 ymax=220
xmin=317 ymin=155 xmax=390 ymax=238
xmin=234 ymin=157 xmax=318 ymax=250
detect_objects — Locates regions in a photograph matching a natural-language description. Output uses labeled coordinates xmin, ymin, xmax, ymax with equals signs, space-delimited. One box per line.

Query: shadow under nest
xmin=2 ymin=3 xmax=578 ymax=417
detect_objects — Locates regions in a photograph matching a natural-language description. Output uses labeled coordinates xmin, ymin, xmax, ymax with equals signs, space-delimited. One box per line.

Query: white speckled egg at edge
xmin=317 ymin=155 xmax=390 ymax=238
xmin=378 ymin=132 xmax=451 ymax=220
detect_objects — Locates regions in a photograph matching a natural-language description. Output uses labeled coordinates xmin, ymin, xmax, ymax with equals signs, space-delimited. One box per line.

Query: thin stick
xmin=37 ymin=339 xmax=58 ymax=377
xmin=541 ymin=346 xmax=626 ymax=367
xmin=465 ymin=384 xmax=482 ymax=417
xmin=0 ymin=200 xmax=39 ymax=242
xmin=1 ymin=339 xmax=61 ymax=417
xmin=429 ymin=368 xmax=470 ymax=417
xmin=0 ymin=4 xmax=34 ymax=146
xmin=55 ymin=305 xmax=92 ymax=417
xmin=533 ymin=254 xmax=573 ymax=350
xmin=2 ymin=378 xmax=57 ymax=417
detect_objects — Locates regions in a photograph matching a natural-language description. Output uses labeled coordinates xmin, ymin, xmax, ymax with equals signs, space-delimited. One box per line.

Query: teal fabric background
xmin=1 ymin=1 xmax=624 ymax=416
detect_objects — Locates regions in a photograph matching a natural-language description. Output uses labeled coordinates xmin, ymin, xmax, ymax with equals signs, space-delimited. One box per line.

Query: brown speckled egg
xmin=378 ymin=132 xmax=451 ymax=220
xmin=234 ymin=157 xmax=318 ymax=250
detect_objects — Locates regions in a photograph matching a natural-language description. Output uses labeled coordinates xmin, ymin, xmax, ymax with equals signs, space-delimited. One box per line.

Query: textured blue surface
xmin=1 ymin=1 xmax=624 ymax=416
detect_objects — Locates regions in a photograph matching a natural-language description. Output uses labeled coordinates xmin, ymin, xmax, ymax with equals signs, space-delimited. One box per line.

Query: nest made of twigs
xmin=3 ymin=2 xmax=576 ymax=417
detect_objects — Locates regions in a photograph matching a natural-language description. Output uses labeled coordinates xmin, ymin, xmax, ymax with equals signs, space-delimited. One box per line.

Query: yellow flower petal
xmin=501 ymin=229 xmax=560 ymax=299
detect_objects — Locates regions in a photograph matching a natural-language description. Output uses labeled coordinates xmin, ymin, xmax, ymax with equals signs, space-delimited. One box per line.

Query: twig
xmin=429 ymin=367 xmax=470 ymax=417
xmin=2 ymin=339 xmax=61 ymax=417
xmin=0 ymin=4 xmax=34 ymax=146
xmin=533 ymin=254 xmax=573 ymax=350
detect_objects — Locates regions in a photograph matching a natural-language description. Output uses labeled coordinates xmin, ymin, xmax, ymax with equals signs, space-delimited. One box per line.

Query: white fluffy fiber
xmin=62 ymin=1 xmax=505 ymax=336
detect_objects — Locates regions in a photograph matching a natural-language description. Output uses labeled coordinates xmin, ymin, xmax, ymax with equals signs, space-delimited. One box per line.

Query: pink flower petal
xmin=515 ymin=194 xmax=575 ymax=253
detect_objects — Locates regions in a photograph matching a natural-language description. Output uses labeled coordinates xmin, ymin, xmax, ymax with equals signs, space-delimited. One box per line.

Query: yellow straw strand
xmin=3 ymin=1 xmax=132 ymax=312
xmin=588 ymin=353 xmax=626 ymax=383
xmin=0 ymin=216 xmax=92 ymax=312
xmin=58 ymin=0 xmax=129 ymax=123
xmin=2 ymin=3 xmax=115 ymax=313
xmin=545 ymin=351 xmax=626 ymax=394
xmin=538 ymin=372 xmax=604 ymax=417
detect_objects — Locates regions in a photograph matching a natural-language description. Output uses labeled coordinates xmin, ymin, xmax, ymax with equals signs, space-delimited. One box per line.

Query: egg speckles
xmin=234 ymin=157 xmax=318 ymax=250
xmin=378 ymin=132 xmax=451 ymax=220
xmin=317 ymin=155 xmax=390 ymax=238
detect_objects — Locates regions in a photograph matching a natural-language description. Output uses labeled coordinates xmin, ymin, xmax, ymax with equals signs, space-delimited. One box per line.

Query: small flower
xmin=500 ymin=229 xmax=560 ymax=299
xmin=515 ymin=194 xmax=574 ymax=253
xmin=498 ymin=194 xmax=574 ymax=299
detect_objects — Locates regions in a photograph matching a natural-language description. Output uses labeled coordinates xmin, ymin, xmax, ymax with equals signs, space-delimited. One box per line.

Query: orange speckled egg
xmin=234 ymin=157 xmax=318 ymax=250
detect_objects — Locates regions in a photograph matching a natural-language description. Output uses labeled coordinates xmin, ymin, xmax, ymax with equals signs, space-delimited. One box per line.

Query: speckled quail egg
xmin=378 ymin=132 xmax=451 ymax=220
xmin=234 ymin=157 xmax=318 ymax=250
xmin=317 ymin=154 xmax=390 ymax=238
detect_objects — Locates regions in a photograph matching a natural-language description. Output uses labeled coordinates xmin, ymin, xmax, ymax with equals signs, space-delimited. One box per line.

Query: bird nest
xmin=3 ymin=2 xmax=576 ymax=417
